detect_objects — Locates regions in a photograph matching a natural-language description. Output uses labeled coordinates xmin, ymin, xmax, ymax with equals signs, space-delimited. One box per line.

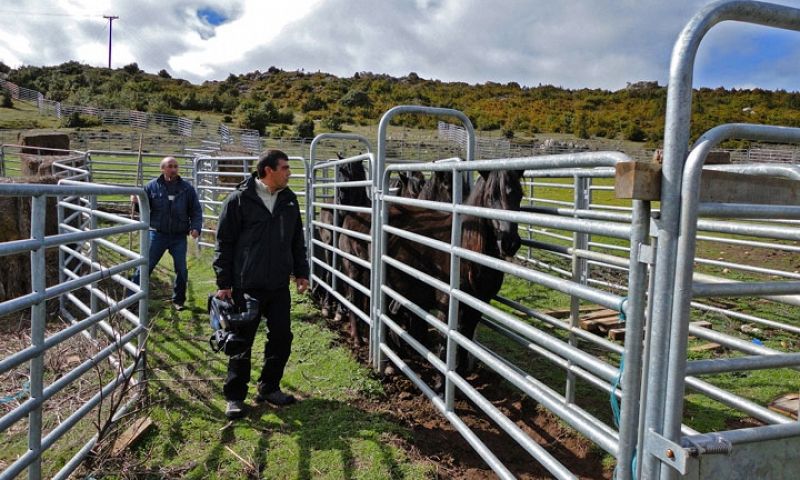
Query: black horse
xmin=384 ymin=168 xmax=523 ymax=385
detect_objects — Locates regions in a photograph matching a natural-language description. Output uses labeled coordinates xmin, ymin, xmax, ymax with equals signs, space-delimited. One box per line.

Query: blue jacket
xmin=144 ymin=175 xmax=202 ymax=235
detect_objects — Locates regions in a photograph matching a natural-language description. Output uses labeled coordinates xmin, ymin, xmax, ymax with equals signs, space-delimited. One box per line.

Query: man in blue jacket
xmin=213 ymin=149 xmax=309 ymax=419
xmin=132 ymin=156 xmax=202 ymax=310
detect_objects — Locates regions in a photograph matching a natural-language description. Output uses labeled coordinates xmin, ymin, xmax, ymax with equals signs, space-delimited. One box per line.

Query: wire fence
xmin=0 ymin=79 xmax=260 ymax=151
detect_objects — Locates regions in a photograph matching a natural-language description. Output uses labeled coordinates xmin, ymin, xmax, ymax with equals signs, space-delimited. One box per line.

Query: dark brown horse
xmin=384 ymin=168 xmax=524 ymax=384
xmin=390 ymin=170 xmax=426 ymax=199
xmin=311 ymin=158 xmax=370 ymax=320
xmin=334 ymin=159 xmax=372 ymax=347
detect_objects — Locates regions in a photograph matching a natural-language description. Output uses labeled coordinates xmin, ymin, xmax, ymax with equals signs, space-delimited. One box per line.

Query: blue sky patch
xmin=198 ymin=7 xmax=227 ymax=26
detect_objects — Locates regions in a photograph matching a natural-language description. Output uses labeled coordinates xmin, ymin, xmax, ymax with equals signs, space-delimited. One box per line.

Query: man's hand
xmin=295 ymin=277 xmax=309 ymax=295
xmin=216 ymin=288 xmax=232 ymax=300
xmin=190 ymin=229 xmax=200 ymax=239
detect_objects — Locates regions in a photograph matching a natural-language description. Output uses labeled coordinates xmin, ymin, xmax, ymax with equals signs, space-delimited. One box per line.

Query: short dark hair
xmin=256 ymin=149 xmax=289 ymax=178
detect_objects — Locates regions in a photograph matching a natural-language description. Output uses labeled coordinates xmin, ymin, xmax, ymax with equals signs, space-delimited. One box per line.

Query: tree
xmin=157 ymin=69 xmax=172 ymax=79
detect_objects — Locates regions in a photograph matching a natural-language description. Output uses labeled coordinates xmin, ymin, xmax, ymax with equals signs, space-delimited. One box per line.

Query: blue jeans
xmin=132 ymin=231 xmax=189 ymax=305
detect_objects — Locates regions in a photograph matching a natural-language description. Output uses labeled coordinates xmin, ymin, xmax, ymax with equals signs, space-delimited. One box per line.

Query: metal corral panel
xmin=684 ymin=436 xmax=800 ymax=480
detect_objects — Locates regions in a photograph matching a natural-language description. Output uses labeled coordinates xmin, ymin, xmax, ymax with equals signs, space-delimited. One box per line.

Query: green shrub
xmin=321 ymin=113 xmax=344 ymax=131
xmin=1 ymin=90 xmax=12 ymax=108
xmin=61 ymin=111 xmax=102 ymax=128
xmin=295 ymin=118 xmax=315 ymax=138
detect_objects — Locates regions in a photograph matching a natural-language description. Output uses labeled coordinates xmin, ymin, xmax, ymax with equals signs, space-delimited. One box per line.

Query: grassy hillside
xmin=5 ymin=61 xmax=800 ymax=147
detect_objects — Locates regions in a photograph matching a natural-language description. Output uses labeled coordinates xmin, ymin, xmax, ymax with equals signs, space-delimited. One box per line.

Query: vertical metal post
xmin=616 ymin=200 xmax=651 ymax=480
xmin=566 ymin=175 xmax=589 ymax=403
xmin=137 ymin=192 xmax=150 ymax=384
xmin=445 ymin=166 xmax=463 ymax=410
xmin=89 ymin=194 xmax=99 ymax=338
xmin=28 ymin=194 xmax=46 ymax=480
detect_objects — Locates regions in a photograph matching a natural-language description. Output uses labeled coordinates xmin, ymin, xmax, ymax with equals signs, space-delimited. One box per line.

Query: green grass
xmin=0 ymin=101 xmax=61 ymax=129
xmin=81 ymin=247 xmax=434 ymax=479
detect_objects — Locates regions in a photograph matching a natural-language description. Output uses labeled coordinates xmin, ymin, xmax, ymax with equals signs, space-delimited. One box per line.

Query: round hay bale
xmin=0 ymin=176 xmax=60 ymax=308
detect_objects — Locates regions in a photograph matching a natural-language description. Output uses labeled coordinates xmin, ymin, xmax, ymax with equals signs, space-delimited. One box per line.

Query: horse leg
xmin=456 ymin=305 xmax=481 ymax=377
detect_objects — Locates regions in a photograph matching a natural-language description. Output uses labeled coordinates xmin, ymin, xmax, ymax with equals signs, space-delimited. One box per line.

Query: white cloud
xmin=1 ymin=0 xmax=800 ymax=90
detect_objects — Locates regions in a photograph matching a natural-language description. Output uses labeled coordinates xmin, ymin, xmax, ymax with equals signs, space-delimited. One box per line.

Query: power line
xmin=0 ymin=10 xmax=103 ymax=18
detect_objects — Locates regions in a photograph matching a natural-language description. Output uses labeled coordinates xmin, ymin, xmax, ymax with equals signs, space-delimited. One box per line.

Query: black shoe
xmin=256 ymin=388 xmax=296 ymax=406
xmin=225 ymin=400 xmax=246 ymax=419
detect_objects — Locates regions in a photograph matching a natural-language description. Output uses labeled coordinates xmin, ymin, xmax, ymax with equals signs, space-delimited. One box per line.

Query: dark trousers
xmin=223 ymin=287 xmax=293 ymax=401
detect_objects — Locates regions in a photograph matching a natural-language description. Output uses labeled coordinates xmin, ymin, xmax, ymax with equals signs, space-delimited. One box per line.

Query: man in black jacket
xmin=213 ymin=149 xmax=310 ymax=419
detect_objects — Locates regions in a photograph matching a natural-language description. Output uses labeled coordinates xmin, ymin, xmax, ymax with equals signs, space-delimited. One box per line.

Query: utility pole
xmin=103 ymin=15 xmax=119 ymax=69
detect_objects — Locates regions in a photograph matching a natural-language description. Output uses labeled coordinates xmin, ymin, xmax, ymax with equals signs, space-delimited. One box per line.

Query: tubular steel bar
xmin=0 ymin=180 xmax=149 ymax=480
xmin=643 ymin=3 xmax=800 ymax=479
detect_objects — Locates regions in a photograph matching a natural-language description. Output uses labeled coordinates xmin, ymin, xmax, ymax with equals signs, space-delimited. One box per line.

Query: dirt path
xmin=320 ymin=316 xmax=612 ymax=480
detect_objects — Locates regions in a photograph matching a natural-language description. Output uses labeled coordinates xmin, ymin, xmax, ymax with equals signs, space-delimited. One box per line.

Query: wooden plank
xmin=110 ymin=417 xmax=154 ymax=456
xmin=582 ymin=309 xmax=619 ymax=321
xmin=768 ymin=393 xmax=799 ymax=420
xmin=541 ymin=305 xmax=606 ymax=319
xmin=699 ymin=170 xmax=800 ymax=205
xmin=690 ymin=321 xmax=713 ymax=330
xmin=615 ymin=161 xmax=662 ymax=200
xmin=688 ymin=342 xmax=722 ymax=352
xmin=608 ymin=328 xmax=626 ymax=341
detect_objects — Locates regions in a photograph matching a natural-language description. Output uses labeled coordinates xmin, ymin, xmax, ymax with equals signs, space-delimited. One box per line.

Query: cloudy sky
xmin=1 ymin=0 xmax=799 ymax=91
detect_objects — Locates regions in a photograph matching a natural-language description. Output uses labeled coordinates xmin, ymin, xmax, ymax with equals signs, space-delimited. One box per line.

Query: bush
xmin=61 ymin=111 xmax=102 ymax=128
xmin=339 ymin=90 xmax=371 ymax=108
xmin=624 ymin=123 xmax=647 ymax=142
xmin=321 ymin=113 xmax=344 ymax=132
xmin=302 ymin=95 xmax=326 ymax=112
xmin=1 ymin=90 xmax=13 ymax=108
xmin=122 ymin=62 xmax=140 ymax=75
xmin=157 ymin=69 xmax=172 ymax=79
xmin=295 ymin=118 xmax=315 ymax=139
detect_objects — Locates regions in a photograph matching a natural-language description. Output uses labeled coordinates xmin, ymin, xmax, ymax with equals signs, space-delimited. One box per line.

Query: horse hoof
xmin=321 ymin=307 xmax=330 ymax=318
xmin=334 ymin=313 xmax=343 ymax=322
xmin=383 ymin=365 xmax=396 ymax=376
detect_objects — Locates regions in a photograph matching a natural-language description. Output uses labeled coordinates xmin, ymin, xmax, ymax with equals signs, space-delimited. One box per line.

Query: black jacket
xmin=213 ymin=173 xmax=309 ymax=291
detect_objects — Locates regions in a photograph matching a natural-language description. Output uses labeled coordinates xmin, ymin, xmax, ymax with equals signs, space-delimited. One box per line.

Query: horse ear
xmin=398 ymin=171 xmax=409 ymax=184
xmin=478 ymin=170 xmax=490 ymax=180
xmin=336 ymin=152 xmax=344 ymax=160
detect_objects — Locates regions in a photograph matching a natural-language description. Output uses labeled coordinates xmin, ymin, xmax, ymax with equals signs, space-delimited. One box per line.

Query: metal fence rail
xmin=0 ymin=179 xmax=149 ymax=480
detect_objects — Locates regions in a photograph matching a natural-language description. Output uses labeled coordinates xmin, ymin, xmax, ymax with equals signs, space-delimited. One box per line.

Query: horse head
xmin=472 ymin=169 xmax=524 ymax=258
xmin=396 ymin=170 xmax=426 ymax=198
xmin=336 ymin=159 xmax=370 ymax=207
xmin=418 ymin=170 xmax=471 ymax=202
